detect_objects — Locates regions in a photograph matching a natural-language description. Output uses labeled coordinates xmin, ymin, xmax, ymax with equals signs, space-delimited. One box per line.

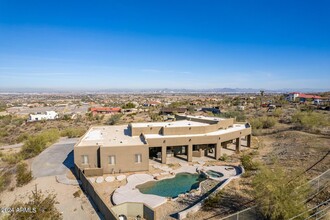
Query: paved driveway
xmin=32 ymin=138 xmax=78 ymax=178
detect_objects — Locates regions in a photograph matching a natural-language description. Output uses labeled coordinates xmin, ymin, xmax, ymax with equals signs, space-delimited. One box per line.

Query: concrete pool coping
xmin=112 ymin=165 xmax=241 ymax=209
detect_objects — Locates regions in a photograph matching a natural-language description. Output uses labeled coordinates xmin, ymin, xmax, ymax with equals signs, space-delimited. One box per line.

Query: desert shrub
xmin=0 ymin=102 xmax=6 ymax=111
xmin=73 ymin=190 xmax=82 ymax=198
xmin=62 ymin=114 xmax=71 ymax=121
xmin=252 ymin=165 xmax=310 ymax=219
xmin=262 ymin=117 xmax=276 ymax=128
xmin=60 ymin=127 xmax=86 ymax=138
xmin=0 ymin=115 xmax=12 ymax=126
xmin=219 ymin=153 xmax=228 ymax=161
xmin=149 ymin=112 xmax=161 ymax=121
xmin=107 ymin=114 xmax=122 ymax=125
xmin=0 ymin=171 xmax=12 ymax=192
xmin=20 ymin=129 xmax=60 ymax=159
xmin=6 ymin=188 xmax=62 ymax=220
xmin=292 ymin=111 xmax=329 ymax=129
xmin=217 ymin=111 xmax=246 ymax=122
xmin=240 ymin=154 xmax=259 ymax=171
xmin=2 ymin=153 xmax=23 ymax=164
xmin=272 ymin=108 xmax=283 ymax=117
xmin=16 ymin=132 xmax=30 ymax=143
xmin=203 ymin=191 xmax=223 ymax=210
xmin=250 ymin=117 xmax=276 ymax=129
xmin=168 ymin=101 xmax=188 ymax=108
xmin=34 ymin=124 xmax=43 ymax=131
xmin=250 ymin=118 xmax=263 ymax=129
xmin=16 ymin=162 xmax=33 ymax=187
xmin=11 ymin=117 xmax=25 ymax=126
xmin=122 ymin=102 xmax=135 ymax=109
xmin=0 ymin=128 xmax=9 ymax=138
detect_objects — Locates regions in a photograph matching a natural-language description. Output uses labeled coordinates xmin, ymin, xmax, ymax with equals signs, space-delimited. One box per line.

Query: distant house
xmin=314 ymin=97 xmax=330 ymax=106
xmin=201 ymin=107 xmax=221 ymax=114
xmin=237 ymin=106 xmax=245 ymax=111
xmin=160 ymin=107 xmax=187 ymax=115
xmin=286 ymin=92 xmax=322 ymax=103
xmin=28 ymin=111 xmax=58 ymax=122
xmin=91 ymin=107 xmax=121 ymax=116
xmin=143 ymin=101 xmax=161 ymax=107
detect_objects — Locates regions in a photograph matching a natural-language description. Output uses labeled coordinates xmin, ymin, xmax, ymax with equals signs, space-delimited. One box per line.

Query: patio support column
xmin=247 ymin=135 xmax=251 ymax=148
xmin=235 ymin=137 xmax=241 ymax=153
xmin=187 ymin=144 xmax=193 ymax=162
xmin=161 ymin=145 xmax=167 ymax=164
xmin=215 ymin=142 xmax=222 ymax=160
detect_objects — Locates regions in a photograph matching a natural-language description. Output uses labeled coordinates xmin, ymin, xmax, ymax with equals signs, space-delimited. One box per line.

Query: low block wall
xmin=76 ymin=165 xmax=156 ymax=220
xmin=76 ymin=166 xmax=117 ymax=220
xmin=84 ymin=167 xmax=104 ymax=176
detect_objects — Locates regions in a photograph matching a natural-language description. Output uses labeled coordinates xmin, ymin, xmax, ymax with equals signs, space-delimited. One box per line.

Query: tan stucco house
xmin=74 ymin=115 xmax=252 ymax=176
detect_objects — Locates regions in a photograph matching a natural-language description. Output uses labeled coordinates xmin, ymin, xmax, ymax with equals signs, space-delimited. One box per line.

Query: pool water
xmin=206 ymin=170 xmax=224 ymax=178
xmin=137 ymin=173 xmax=206 ymax=198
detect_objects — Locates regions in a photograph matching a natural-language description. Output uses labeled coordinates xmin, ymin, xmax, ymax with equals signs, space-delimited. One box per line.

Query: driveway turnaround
xmin=32 ymin=138 xmax=78 ymax=178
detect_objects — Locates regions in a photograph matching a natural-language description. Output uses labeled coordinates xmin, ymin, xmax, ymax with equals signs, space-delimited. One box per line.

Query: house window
xmin=108 ymin=155 xmax=116 ymax=165
xmin=82 ymin=155 xmax=89 ymax=165
xmin=135 ymin=154 xmax=142 ymax=163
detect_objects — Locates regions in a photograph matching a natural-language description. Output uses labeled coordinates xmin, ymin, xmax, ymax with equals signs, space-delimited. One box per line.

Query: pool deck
xmin=112 ymin=164 xmax=240 ymax=208
xmin=112 ymin=174 xmax=168 ymax=208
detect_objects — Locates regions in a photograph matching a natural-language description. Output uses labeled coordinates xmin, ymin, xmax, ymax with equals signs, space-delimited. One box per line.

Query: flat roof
xmin=130 ymin=120 xmax=209 ymax=128
xmin=144 ymin=124 xmax=246 ymax=139
xmin=77 ymin=125 xmax=145 ymax=147
xmin=182 ymin=115 xmax=225 ymax=121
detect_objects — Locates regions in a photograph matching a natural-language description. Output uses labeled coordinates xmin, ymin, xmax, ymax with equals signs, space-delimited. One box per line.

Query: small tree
xmin=252 ymin=165 xmax=310 ymax=219
xmin=240 ymin=154 xmax=259 ymax=171
xmin=122 ymin=102 xmax=135 ymax=109
xmin=107 ymin=114 xmax=122 ymax=125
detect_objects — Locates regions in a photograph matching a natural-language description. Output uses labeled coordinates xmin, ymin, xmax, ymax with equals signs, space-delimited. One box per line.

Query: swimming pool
xmin=136 ymin=173 xmax=206 ymax=198
xmin=205 ymin=170 xmax=224 ymax=178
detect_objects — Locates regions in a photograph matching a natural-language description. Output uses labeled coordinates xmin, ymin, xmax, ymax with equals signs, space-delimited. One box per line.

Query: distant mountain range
xmin=0 ymin=87 xmax=329 ymax=94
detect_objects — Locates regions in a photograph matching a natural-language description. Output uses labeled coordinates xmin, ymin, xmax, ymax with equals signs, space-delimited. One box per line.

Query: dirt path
xmin=0 ymin=143 xmax=23 ymax=149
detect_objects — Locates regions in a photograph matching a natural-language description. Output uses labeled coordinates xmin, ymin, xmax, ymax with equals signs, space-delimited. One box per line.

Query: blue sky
xmin=0 ymin=0 xmax=329 ymax=90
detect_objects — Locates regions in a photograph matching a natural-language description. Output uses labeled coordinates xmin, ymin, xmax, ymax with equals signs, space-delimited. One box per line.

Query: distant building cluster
xmin=286 ymin=92 xmax=323 ymax=104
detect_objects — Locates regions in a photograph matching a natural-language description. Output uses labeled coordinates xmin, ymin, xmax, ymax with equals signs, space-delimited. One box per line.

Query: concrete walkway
xmin=56 ymin=174 xmax=81 ymax=185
